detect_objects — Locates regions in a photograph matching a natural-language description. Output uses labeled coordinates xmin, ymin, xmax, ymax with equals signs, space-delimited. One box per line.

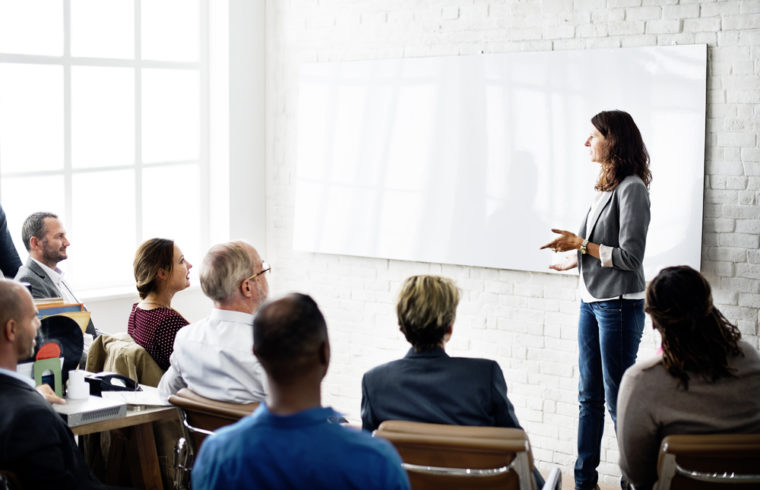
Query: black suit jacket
xmin=0 ymin=203 xmax=21 ymax=278
xmin=0 ymin=373 xmax=111 ymax=489
xmin=15 ymin=258 xmax=98 ymax=338
xmin=361 ymin=347 xmax=522 ymax=432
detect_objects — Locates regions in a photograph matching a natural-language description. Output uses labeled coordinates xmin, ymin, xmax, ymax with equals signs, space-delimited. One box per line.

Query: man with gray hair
xmin=158 ymin=240 xmax=269 ymax=402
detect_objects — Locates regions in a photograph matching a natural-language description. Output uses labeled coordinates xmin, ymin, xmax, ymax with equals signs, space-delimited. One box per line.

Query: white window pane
xmin=141 ymin=164 xmax=201 ymax=269
xmin=69 ymin=170 xmax=135 ymax=290
xmin=0 ymin=64 xmax=64 ymax=173
xmin=71 ymin=66 xmax=134 ymax=168
xmin=142 ymin=0 xmax=199 ymax=62
xmin=0 ymin=0 xmax=62 ymax=56
xmin=71 ymin=0 xmax=134 ymax=59
xmin=1 ymin=175 xmax=65 ymax=258
xmin=142 ymin=69 xmax=199 ymax=163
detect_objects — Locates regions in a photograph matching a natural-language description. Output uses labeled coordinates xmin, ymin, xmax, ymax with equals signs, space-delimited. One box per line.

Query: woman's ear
xmin=156 ymin=268 xmax=169 ymax=281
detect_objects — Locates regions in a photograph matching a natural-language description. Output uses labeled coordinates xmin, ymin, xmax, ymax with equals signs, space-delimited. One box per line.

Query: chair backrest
xmin=656 ymin=433 xmax=760 ymax=489
xmin=374 ymin=420 xmax=536 ymax=490
xmin=168 ymin=388 xmax=259 ymax=453
xmin=85 ymin=332 xmax=164 ymax=387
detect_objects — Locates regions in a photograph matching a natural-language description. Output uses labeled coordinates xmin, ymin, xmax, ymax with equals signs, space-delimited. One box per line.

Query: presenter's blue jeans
xmin=574 ymin=298 xmax=644 ymax=490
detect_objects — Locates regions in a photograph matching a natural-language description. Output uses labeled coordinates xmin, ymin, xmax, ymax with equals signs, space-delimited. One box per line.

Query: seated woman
xmin=618 ymin=265 xmax=760 ymax=489
xmin=128 ymin=238 xmax=192 ymax=371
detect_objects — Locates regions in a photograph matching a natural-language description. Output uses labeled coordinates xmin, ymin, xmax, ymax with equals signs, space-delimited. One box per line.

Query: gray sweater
xmin=617 ymin=341 xmax=760 ymax=490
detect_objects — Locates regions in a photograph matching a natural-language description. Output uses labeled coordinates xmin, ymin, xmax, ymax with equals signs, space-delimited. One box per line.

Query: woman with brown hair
xmin=128 ymin=238 xmax=192 ymax=370
xmin=617 ymin=265 xmax=760 ymax=489
xmin=541 ymin=110 xmax=652 ymax=490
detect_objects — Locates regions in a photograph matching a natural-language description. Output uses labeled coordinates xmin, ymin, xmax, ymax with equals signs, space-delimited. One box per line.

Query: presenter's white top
xmin=158 ymin=308 xmax=267 ymax=403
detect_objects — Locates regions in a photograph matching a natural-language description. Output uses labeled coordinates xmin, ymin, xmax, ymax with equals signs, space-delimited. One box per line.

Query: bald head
xmin=0 ymin=279 xmax=40 ymax=368
xmin=253 ymin=293 xmax=328 ymax=384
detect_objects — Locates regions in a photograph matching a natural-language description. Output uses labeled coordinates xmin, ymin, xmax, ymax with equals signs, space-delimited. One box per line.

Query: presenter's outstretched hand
xmin=549 ymin=255 xmax=578 ymax=271
xmin=540 ymin=228 xmax=583 ymax=253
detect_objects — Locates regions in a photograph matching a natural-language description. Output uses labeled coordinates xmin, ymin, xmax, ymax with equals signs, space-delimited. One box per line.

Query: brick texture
xmin=266 ymin=1 xmax=760 ymax=484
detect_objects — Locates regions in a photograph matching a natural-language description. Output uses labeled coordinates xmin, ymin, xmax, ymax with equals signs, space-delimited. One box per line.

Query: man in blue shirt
xmin=192 ymin=293 xmax=410 ymax=490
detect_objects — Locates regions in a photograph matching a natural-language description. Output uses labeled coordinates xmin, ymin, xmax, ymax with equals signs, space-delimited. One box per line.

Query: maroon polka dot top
xmin=127 ymin=303 xmax=189 ymax=371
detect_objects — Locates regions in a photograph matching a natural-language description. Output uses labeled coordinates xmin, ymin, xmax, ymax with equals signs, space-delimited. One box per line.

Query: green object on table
xmin=33 ymin=357 xmax=62 ymax=397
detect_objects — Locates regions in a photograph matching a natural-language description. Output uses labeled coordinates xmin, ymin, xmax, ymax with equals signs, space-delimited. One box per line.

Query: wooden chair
xmin=374 ymin=420 xmax=560 ymax=490
xmin=168 ymin=388 xmax=259 ymax=489
xmin=656 ymin=433 xmax=760 ymax=489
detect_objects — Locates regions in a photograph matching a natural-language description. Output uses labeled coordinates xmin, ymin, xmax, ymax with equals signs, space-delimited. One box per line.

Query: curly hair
xmin=645 ymin=265 xmax=742 ymax=389
xmin=397 ymin=275 xmax=460 ymax=352
xmin=591 ymin=110 xmax=652 ymax=192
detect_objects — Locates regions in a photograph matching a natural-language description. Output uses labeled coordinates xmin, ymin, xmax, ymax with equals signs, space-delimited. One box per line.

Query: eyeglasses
xmin=243 ymin=261 xmax=271 ymax=283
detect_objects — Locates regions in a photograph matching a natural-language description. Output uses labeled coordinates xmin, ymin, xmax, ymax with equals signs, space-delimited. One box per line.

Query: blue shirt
xmin=192 ymin=404 xmax=410 ymax=490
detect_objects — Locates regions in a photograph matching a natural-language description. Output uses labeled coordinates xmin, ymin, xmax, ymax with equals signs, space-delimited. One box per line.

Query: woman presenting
xmin=541 ymin=110 xmax=651 ymax=490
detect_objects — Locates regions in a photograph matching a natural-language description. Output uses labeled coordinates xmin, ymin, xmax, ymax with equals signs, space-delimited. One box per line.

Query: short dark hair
xmin=133 ymin=238 xmax=175 ymax=299
xmin=0 ymin=279 xmax=26 ymax=329
xmin=645 ymin=265 xmax=742 ymax=389
xmin=591 ymin=110 xmax=652 ymax=191
xmin=253 ymin=293 xmax=327 ymax=383
xmin=21 ymin=212 xmax=58 ymax=251
xmin=397 ymin=275 xmax=460 ymax=352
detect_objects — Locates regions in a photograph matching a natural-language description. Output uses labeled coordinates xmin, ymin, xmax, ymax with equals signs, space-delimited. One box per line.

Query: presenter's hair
xmin=591 ymin=110 xmax=652 ymax=191
xmin=133 ymin=238 xmax=175 ymax=299
xmin=21 ymin=211 xmax=58 ymax=251
xmin=397 ymin=275 xmax=460 ymax=352
xmin=253 ymin=293 xmax=328 ymax=383
xmin=645 ymin=265 xmax=742 ymax=389
xmin=200 ymin=241 xmax=255 ymax=302
xmin=0 ymin=279 xmax=25 ymax=330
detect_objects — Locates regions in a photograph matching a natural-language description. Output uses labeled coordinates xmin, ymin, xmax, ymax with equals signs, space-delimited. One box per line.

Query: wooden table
xmin=73 ymin=405 xmax=179 ymax=490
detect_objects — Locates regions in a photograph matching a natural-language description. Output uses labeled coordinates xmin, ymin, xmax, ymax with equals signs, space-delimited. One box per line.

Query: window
xmin=0 ymin=0 xmax=211 ymax=293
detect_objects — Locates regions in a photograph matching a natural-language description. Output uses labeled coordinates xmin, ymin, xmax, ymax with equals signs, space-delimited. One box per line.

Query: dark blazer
xmin=578 ymin=175 xmax=650 ymax=298
xmin=15 ymin=258 xmax=98 ymax=337
xmin=0 ymin=373 xmax=113 ymax=489
xmin=0 ymin=204 xmax=21 ymax=278
xmin=361 ymin=347 xmax=522 ymax=432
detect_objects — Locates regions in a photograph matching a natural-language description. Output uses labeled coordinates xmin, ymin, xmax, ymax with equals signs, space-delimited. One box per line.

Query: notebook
xmin=54 ymin=395 xmax=127 ymax=427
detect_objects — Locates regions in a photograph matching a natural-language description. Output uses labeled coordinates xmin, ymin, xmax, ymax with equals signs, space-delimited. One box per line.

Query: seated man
xmin=618 ymin=266 xmax=760 ymax=489
xmin=0 ymin=279 xmax=116 ymax=490
xmin=361 ymin=274 xmax=543 ymax=487
xmin=158 ymin=241 xmax=269 ymax=402
xmin=192 ymin=293 xmax=410 ymax=490
xmin=15 ymin=212 xmax=97 ymax=338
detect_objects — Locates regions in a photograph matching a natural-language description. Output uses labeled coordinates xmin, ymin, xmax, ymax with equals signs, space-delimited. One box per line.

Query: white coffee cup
xmin=68 ymin=369 xmax=89 ymax=400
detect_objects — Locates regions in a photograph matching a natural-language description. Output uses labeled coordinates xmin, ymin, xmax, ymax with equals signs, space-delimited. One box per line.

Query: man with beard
xmin=15 ymin=212 xmax=97 ymax=338
xmin=158 ymin=241 xmax=269 ymax=403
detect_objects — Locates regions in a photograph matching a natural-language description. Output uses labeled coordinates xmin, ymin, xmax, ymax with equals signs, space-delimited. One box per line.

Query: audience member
xmin=15 ymin=212 xmax=98 ymax=338
xmin=618 ymin=265 xmax=760 ymax=489
xmin=158 ymin=241 xmax=269 ymax=402
xmin=128 ymin=238 xmax=191 ymax=370
xmin=192 ymin=293 xmax=410 ymax=490
xmin=0 ymin=203 xmax=21 ymax=277
xmin=0 ymin=279 xmax=120 ymax=489
xmin=361 ymin=274 xmax=543 ymax=488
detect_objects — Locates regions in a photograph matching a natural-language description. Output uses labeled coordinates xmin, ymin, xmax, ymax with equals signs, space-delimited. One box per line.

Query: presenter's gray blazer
xmin=15 ymin=258 xmax=98 ymax=337
xmin=578 ymin=175 xmax=650 ymax=298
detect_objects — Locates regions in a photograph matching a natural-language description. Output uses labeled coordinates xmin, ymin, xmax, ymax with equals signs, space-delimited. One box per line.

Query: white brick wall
xmin=266 ymin=0 xmax=760 ymax=484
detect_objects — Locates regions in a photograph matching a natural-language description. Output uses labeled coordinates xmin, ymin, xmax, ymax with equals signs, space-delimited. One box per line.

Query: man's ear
xmin=319 ymin=340 xmax=330 ymax=367
xmin=240 ymin=278 xmax=253 ymax=298
xmin=28 ymin=236 xmax=41 ymax=251
xmin=2 ymin=318 xmax=17 ymax=343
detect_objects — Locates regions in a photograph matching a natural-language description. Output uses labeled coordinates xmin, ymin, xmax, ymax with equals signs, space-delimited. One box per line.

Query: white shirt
xmin=158 ymin=308 xmax=267 ymax=403
xmin=0 ymin=366 xmax=35 ymax=388
xmin=32 ymin=258 xmax=79 ymax=304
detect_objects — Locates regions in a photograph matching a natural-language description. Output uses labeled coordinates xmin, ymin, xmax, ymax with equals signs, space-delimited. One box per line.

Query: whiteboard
xmin=293 ymin=45 xmax=706 ymax=278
